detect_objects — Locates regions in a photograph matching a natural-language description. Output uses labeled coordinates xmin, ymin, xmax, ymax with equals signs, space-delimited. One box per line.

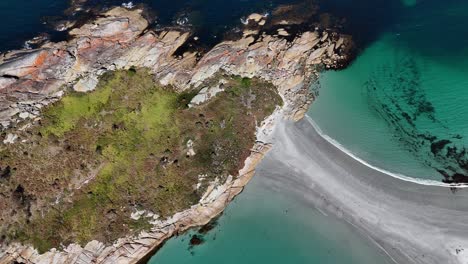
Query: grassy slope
xmin=0 ymin=69 xmax=281 ymax=252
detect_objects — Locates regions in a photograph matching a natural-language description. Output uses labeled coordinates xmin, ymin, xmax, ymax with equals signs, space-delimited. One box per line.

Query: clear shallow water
xmin=149 ymin=175 xmax=393 ymax=264
xmin=309 ymin=0 xmax=468 ymax=182
xmin=1 ymin=0 xmax=463 ymax=263
xmin=150 ymin=0 xmax=468 ymax=261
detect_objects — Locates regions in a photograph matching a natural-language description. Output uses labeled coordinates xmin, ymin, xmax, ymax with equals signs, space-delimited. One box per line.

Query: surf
xmin=306 ymin=115 xmax=468 ymax=188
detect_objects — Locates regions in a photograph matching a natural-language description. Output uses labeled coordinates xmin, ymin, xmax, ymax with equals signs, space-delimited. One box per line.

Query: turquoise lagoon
xmin=309 ymin=0 xmax=468 ymax=182
xmin=150 ymin=0 xmax=468 ymax=263
xmin=1 ymin=0 xmax=466 ymax=263
xmin=149 ymin=175 xmax=393 ymax=264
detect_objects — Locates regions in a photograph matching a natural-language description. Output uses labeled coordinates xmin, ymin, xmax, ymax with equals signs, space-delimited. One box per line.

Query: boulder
xmin=247 ymin=13 xmax=263 ymax=22
xmin=277 ymin=28 xmax=290 ymax=36
xmin=73 ymin=75 xmax=99 ymax=92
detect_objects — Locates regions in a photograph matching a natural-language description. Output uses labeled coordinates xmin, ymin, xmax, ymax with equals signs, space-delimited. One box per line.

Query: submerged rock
xmin=189 ymin=234 xmax=204 ymax=246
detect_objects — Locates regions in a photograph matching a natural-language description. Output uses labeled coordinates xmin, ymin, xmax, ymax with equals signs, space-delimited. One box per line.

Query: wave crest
xmin=305 ymin=115 xmax=468 ymax=188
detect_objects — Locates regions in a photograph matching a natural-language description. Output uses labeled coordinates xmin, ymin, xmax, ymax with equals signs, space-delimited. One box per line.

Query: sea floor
xmin=309 ymin=0 xmax=468 ymax=182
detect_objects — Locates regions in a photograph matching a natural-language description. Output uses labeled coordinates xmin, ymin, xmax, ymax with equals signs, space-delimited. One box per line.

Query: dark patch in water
xmin=189 ymin=234 xmax=204 ymax=246
xmin=401 ymin=112 xmax=414 ymax=127
xmin=363 ymin=56 xmax=468 ymax=183
xmin=198 ymin=218 xmax=218 ymax=234
xmin=431 ymin=140 xmax=451 ymax=155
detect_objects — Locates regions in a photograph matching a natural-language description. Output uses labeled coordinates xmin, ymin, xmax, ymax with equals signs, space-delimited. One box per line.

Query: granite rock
xmin=0 ymin=7 xmax=353 ymax=263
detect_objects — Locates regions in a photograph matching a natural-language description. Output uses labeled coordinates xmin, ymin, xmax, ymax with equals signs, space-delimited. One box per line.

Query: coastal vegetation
xmin=0 ymin=69 xmax=281 ymax=252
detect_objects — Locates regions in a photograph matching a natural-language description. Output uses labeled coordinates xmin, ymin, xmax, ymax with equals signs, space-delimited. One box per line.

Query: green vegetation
xmin=0 ymin=69 xmax=281 ymax=252
xmin=41 ymin=85 xmax=113 ymax=137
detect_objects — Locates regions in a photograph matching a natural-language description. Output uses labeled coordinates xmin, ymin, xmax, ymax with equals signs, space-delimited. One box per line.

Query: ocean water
xmin=1 ymin=0 xmax=463 ymax=263
xmin=151 ymin=0 xmax=468 ymax=263
xmin=0 ymin=0 xmax=302 ymax=52
xmin=139 ymin=0 xmax=300 ymax=42
xmin=148 ymin=174 xmax=393 ymax=264
xmin=0 ymin=0 xmax=68 ymax=52
xmin=309 ymin=0 xmax=468 ymax=182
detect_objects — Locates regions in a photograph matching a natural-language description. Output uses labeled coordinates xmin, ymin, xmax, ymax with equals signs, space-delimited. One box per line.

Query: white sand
xmin=257 ymin=118 xmax=468 ymax=264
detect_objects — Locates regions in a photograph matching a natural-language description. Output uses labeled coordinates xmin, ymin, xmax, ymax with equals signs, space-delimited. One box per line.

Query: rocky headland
xmin=0 ymin=4 xmax=352 ymax=263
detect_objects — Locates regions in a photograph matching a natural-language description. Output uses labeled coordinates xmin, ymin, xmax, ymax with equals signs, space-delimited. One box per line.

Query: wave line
xmin=305 ymin=115 xmax=468 ymax=188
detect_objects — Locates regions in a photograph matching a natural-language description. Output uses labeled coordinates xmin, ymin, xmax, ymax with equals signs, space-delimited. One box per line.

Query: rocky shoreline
xmin=1 ymin=141 xmax=272 ymax=263
xmin=0 ymin=4 xmax=352 ymax=263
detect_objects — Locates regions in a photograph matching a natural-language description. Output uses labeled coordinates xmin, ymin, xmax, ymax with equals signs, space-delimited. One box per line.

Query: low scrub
xmin=0 ymin=69 xmax=281 ymax=252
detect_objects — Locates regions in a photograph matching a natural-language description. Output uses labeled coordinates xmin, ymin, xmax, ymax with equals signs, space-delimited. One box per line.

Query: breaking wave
xmin=305 ymin=115 xmax=468 ymax=188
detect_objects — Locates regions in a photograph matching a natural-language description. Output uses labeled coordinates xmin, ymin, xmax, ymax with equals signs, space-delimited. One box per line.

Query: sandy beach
xmin=257 ymin=117 xmax=468 ymax=264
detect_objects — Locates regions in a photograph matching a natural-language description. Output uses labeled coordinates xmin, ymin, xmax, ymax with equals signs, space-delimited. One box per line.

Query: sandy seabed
xmin=257 ymin=117 xmax=468 ymax=264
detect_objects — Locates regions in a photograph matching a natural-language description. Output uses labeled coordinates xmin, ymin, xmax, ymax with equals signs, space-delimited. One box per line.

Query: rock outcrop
xmin=0 ymin=142 xmax=271 ymax=264
xmin=0 ymin=5 xmax=352 ymax=263
xmin=0 ymin=5 xmax=350 ymax=130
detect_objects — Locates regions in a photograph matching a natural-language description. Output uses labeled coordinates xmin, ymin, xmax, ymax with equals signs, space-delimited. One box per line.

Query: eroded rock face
xmin=0 ymin=5 xmax=352 ymax=263
xmin=0 ymin=5 xmax=351 ymax=130
xmin=191 ymin=28 xmax=350 ymax=120
xmin=0 ymin=143 xmax=271 ymax=264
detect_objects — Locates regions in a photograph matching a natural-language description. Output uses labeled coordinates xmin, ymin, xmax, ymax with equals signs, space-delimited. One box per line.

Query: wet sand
xmin=256 ymin=118 xmax=468 ymax=264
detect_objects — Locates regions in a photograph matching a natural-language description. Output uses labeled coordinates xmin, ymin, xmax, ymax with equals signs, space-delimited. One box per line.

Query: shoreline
xmin=0 ymin=92 xmax=284 ymax=264
xmin=307 ymin=116 xmax=468 ymax=188
xmin=0 ymin=134 xmax=275 ymax=263
xmin=1 ymin=105 xmax=282 ymax=264
xmin=0 ymin=3 xmax=353 ymax=262
xmin=260 ymin=118 xmax=468 ymax=264
xmin=0 ymin=2 xmax=465 ymax=263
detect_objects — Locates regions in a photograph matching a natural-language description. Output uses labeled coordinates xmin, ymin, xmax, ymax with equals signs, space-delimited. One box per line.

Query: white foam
xmin=23 ymin=41 xmax=32 ymax=50
xmin=176 ymin=16 xmax=189 ymax=26
xmin=240 ymin=17 xmax=249 ymax=25
xmin=122 ymin=1 xmax=135 ymax=9
xmin=305 ymin=115 xmax=468 ymax=188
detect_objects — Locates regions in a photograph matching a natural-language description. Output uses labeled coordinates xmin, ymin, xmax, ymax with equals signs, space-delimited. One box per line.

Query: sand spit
xmin=258 ymin=118 xmax=468 ymax=264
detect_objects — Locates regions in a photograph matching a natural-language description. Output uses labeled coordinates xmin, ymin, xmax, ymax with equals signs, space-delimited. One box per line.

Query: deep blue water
xmin=0 ymin=0 xmax=302 ymax=52
xmin=0 ymin=0 xmax=69 ymax=52
xmin=0 ymin=0 xmax=401 ymax=52
xmin=2 ymin=0 xmax=465 ymax=263
xmin=309 ymin=0 xmax=468 ymax=182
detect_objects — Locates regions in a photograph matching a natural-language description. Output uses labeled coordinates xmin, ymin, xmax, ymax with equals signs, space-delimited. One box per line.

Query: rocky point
xmin=0 ymin=4 xmax=352 ymax=263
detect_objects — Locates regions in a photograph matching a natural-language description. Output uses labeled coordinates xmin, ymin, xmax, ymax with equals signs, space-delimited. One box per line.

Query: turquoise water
xmin=309 ymin=0 xmax=468 ymax=182
xmin=150 ymin=1 xmax=468 ymax=263
xmin=3 ymin=0 xmax=467 ymax=263
xmin=149 ymin=175 xmax=392 ymax=264
xmin=0 ymin=1 xmax=394 ymax=263
xmin=0 ymin=1 xmax=396 ymax=263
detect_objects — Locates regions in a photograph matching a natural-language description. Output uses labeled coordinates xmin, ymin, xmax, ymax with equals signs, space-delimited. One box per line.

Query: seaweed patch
xmin=365 ymin=57 xmax=468 ymax=183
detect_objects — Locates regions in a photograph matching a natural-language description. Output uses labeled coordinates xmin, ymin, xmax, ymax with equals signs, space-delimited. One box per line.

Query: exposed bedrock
xmin=0 ymin=6 xmax=351 ymax=129
xmin=0 ymin=5 xmax=352 ymax=263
